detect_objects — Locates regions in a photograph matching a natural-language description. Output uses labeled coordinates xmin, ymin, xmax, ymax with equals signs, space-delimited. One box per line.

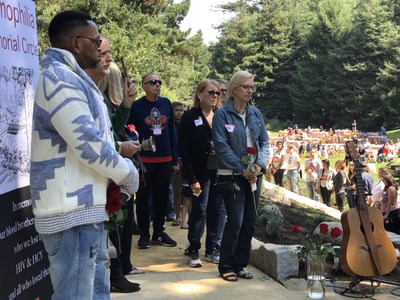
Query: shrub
xmin=258 ymin=204 xmax=284 ymax=237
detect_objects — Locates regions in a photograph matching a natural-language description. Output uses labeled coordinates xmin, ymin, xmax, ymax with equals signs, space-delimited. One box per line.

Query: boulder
xmin=250 ymin=239 xmax=299 ymax=281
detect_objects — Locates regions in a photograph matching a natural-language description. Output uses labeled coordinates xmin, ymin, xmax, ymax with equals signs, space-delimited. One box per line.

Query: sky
xmin=177 ymin=0 xmax=234 ymax=45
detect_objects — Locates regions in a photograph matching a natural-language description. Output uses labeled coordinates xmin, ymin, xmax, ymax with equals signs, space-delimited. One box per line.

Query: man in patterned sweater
xmin=30 ymin=11 xmax=138 ymax=299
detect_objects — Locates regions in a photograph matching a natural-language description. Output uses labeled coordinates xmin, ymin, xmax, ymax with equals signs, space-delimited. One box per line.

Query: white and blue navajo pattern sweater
xmin=30 ymin=48 xmax=139 ymax=234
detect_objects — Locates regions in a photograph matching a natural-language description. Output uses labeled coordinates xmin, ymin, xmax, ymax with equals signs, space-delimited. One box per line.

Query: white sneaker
xmin=204 ymin=249 xmax=220 ymax=264
xmin=188 ymin=251 xmax=202 ymax=268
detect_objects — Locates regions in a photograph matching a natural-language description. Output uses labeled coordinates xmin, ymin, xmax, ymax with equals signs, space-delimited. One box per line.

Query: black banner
xmin=0 ymin=186 xmax=52 ymax=300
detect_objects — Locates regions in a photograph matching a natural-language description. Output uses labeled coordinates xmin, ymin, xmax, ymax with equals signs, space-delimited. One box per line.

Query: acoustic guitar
xmin=339 ymin=141 xmax=397 ymax=277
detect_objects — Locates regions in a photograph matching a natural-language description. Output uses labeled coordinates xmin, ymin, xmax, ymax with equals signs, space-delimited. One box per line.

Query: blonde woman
xmin=213 ymin=71 xmax=270 ymax=282
xmin=95 ymin=59 xmax=144 ymax=281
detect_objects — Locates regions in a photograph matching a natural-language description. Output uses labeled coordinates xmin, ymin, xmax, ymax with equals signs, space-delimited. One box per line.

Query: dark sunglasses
xmin=207 ymin=90 xmax=220 ymax=97
xmin=143 ymin=79 xmax=162 ymax=86
xmin=220 ymin=89 xmax=227 ymax=93
xmin=75 ymin=36 xmax=102 ymax=48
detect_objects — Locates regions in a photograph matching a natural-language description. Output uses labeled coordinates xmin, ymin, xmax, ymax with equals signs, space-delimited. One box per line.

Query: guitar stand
xmin=334 ymin=277 xmax=377 ymax=298
xmin=334 ymin=276 xmax=400 ymax=298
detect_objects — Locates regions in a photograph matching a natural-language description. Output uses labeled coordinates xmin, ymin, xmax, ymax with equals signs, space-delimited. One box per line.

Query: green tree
xmin=209 ymin=0 xmax=260 ymax=77
xmin=35 ymin=0 xmax=210 ymax=103
xmin=290 ymin=0 xmax=356 ymax=128
xmin=339 ymin=0 xmax=399 ymax=130
xmin=242 ymin=0 xmax=295 ymax=121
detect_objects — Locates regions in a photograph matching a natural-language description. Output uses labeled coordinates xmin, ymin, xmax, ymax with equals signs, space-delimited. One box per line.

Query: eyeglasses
xmin=143 ymin=79 xmax=162 ymax=85
xmin=206 ymin=90 xmax=221 ymax=97
xmin=220 ymin=89 xmax=227 ymax=93
xmin=239 ymin=85 xmax=256 ymax=92
xmin=75 ymin=36 xmax=102 ymax=48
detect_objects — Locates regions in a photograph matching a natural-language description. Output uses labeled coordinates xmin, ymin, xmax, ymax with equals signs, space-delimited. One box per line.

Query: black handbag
xmin=213 ymin=174 xmax=235 ymax=193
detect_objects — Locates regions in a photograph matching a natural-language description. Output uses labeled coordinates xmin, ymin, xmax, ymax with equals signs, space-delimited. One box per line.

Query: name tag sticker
xmin=153 ymin=128 xmax=162 ymax=135
xmin=194 ymin=117 xmax=203 ymax=127
xmin=225 ymin=124 xmax=235 ymax=133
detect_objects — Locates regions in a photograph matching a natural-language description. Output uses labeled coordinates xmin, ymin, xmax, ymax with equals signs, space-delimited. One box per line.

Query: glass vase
xmin=306 ymin=252 xmax=326 ymax=299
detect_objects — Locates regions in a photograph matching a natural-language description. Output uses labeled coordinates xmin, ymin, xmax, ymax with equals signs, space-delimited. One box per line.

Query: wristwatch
xmin=117 ymin=141 xmax=123 ymax=154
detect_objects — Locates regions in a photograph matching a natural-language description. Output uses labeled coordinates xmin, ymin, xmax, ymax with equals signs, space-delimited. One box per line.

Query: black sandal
xmin=237 ymin=270 xmax=253 ymax=279
xmin=221 ymin=272 xmax=238 ymax=282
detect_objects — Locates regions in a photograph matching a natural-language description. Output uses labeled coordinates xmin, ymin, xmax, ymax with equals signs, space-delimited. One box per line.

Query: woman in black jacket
xmin=178 ymin=79 xmax=223 ymax=268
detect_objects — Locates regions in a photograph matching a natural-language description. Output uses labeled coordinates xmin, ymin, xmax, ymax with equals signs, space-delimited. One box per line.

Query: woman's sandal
xmin=236 ymin=270 xmax=253 ymax=279
xmin=221 ymin=272 xmax=238 ymax=282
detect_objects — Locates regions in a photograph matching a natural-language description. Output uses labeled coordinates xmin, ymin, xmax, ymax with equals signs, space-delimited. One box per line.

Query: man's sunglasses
xmin=143 ymin=79 xmax=162 ymax=86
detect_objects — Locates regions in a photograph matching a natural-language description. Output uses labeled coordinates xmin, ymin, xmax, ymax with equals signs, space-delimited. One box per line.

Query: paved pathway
xmin=110 ymin=222 xmax=358 ymax=299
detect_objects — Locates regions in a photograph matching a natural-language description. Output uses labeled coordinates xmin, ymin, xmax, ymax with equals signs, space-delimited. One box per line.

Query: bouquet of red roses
xmin=292 ymin=223 xmax=342 ymax=259
xmin=105 ymin=182 xmax=128 ymax=231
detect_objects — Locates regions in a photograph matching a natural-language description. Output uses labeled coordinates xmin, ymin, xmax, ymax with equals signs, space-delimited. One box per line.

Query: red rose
xmin=330 ymin=227 xmax=342 ymax=239
xmin=126 ymin=124 xmax=136 ymax=132
xmin=247 ymin=147 xmax=257 ymax=155
xmin=107 ymin=182 xmax=120 ymax=199
xmin=292 ymin=225 xmax=301 ymax=234
xmin=106 ymin=183 xmax=122 ymax=213
xmin=319 ymin=223 xmax=329 ymax=235
xmin=106 ymin=196 xmax=122 ymax=213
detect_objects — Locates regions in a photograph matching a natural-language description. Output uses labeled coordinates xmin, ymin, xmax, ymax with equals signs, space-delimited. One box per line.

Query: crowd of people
xmin=29 ymin=10 xmax=270 ymax=298
xmin=28 ymin=9 xmax=400 ymax=299
xmin=267 ymin=137 xmax=399 ymax=234
xmin=274 ymin=125 xmax=400 ymax=163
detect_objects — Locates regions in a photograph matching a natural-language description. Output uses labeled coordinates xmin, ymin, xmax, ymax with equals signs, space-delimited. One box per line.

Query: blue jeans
xmin=306 ymin=181 xmax=320 ymax=201
xmin=40 ymin=223 xmax=109 ymax=300
xmin=206 ymin=171 xmax=225 ymax=253
xmin=166 ymin=184 xmax=176 ymax=219
xmin=216 ymin=200 xmax=226 ymax=246
xmin=187 ymin=170 xmax=223 ymax=254
xmin=286 ymin=169 xmax=299 ymax=194
xmin=218 ymin=175 xmax=261 ymax=275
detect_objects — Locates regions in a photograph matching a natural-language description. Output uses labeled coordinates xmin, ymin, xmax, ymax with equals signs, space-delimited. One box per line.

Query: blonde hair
xmin=192 ymin=79 xmax=222 ymax=109
xmin=98 ymin=62 xmax=124 ymax=106
xmin=227 ymin=70 xmax=255 ymax=98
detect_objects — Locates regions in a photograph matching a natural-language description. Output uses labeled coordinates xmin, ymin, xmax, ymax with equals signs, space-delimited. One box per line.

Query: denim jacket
xmin=212 ymin=99 xmax=270 ymax=173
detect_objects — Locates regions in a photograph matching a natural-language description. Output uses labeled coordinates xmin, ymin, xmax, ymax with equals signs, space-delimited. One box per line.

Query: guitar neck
xmin=353 ymin=159 xmax=367 ymax=208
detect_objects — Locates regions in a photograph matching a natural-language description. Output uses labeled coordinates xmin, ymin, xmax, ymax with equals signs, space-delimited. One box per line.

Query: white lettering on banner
xmin=13 ymin=234 xmax=39 ymax=253
xmin=15 ymin=250 xmax=44 ymax=275
xmin=9 ymin=267 xmax=50 ymax=299
xmin=17 ymin=199 xmax=32 ymax=210
xmin=0 ymin=217 xmax=35 ymax=240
